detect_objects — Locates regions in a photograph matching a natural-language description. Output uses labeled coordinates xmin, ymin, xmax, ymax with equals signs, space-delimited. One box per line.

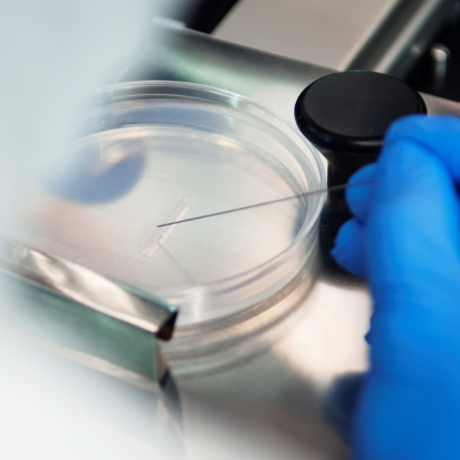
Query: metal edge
xmin=346 ymin=0 xmax=457 ymax=78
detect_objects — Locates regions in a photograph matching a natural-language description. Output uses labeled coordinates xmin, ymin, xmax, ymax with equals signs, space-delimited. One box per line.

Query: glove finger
xmin=332 ymin=218 xmax=367 ymax=278
xmin=385 ymin=115 xmax=460 ymax=183
xmin=346 ymin=164 xmax=378 ymax=223
xmin=368 ymin=137 xmax=460 ymax=315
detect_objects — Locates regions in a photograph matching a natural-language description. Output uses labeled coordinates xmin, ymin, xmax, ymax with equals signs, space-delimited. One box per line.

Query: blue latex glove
xmin=332 ymin=115 xmax=460 ymax=460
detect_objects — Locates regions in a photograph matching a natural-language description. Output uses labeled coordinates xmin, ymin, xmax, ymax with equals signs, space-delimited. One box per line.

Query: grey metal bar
xmin=0 ymin=235 xmax=178 ymax=382
xmin=347 ymin=0 xmax=458 ymax=78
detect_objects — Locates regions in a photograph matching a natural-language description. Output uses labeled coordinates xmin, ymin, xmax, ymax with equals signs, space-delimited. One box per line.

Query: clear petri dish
xmin=12 ymin=81 xmax=325 ymax=327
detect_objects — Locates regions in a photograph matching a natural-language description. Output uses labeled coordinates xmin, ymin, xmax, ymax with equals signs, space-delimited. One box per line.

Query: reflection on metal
xmin=411 ymin=43 xmax=424 ymax=58
xmin=0 ymin=235 xmax=177 ymax=338
xmin=347 ymin=0 xmax=457 ymax=78
xmin=119 ymin=24 xmax=333 ymax=124
xmin=0 ymin=235 xmax=178 ymax=382
xmin=421 ymin=91 xmax=460 ymax=115
xmin=431 ymin=43 xmax=451 ymax=92
xmin=212 ymin=0 xmax=400 ymax=70
xmin=121 ymin=24 xmax=460 ymax=121
xmin=211 ymin=0 xmax=456 ymax=80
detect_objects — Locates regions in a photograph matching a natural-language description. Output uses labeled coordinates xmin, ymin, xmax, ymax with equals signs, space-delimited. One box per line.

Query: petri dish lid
xmin=11 ymin=81 xmax=325 ymax=326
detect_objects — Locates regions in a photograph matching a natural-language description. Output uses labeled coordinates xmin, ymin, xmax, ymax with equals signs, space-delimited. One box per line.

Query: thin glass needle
xmin=157 ymin=180 xmax=374 ymax=228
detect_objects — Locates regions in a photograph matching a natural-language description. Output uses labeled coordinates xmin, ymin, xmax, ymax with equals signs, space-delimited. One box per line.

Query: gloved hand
xmin=332 ymin=115 xmax=460 ymax=460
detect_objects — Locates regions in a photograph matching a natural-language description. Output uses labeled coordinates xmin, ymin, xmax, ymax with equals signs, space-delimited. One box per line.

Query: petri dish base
xmin=11 ymin=81 xmax=325 ymax=328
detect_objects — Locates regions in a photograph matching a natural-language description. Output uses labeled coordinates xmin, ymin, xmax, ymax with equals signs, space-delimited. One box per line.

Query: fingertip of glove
xmin=332 ymin=219 xmax=367 ymax=278
xmin=348 ymin=164 xmax=378 ymax=186
xmin=346 ymin=165 xmax=377 ymax=221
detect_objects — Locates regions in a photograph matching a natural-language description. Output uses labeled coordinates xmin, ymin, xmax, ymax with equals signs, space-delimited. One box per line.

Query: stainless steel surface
xmin=121 ymin=26 xmax=334 ymax=123
xmin=213 ymin=0 xmax=399 ymax=70
xmin=347 ymin=0 xmax=458 ymax=78
xmin=122 ymin=25 xmax=460 ymax=119
xmin=213 ymin=0 xmax=457 ymax=79
xmin=421 ymin=91 xmax=460 ymax=114
xmin=118 ymin=25 xmax=460 ymax=459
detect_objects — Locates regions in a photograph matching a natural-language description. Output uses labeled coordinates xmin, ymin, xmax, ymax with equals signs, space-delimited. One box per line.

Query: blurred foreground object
xmin=0 ymin=2 xmax=187 ymax=458
xmin=0 ymin=0 xmax=183 ymax=220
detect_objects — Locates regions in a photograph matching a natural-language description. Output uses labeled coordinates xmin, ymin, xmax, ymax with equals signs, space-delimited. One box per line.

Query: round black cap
xmin=295 ymin=71 xmax=427 ymax=154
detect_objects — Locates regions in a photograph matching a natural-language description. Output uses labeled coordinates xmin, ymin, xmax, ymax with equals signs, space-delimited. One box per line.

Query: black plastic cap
xmin=295 ymin=71 xmax=427 ymax=154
